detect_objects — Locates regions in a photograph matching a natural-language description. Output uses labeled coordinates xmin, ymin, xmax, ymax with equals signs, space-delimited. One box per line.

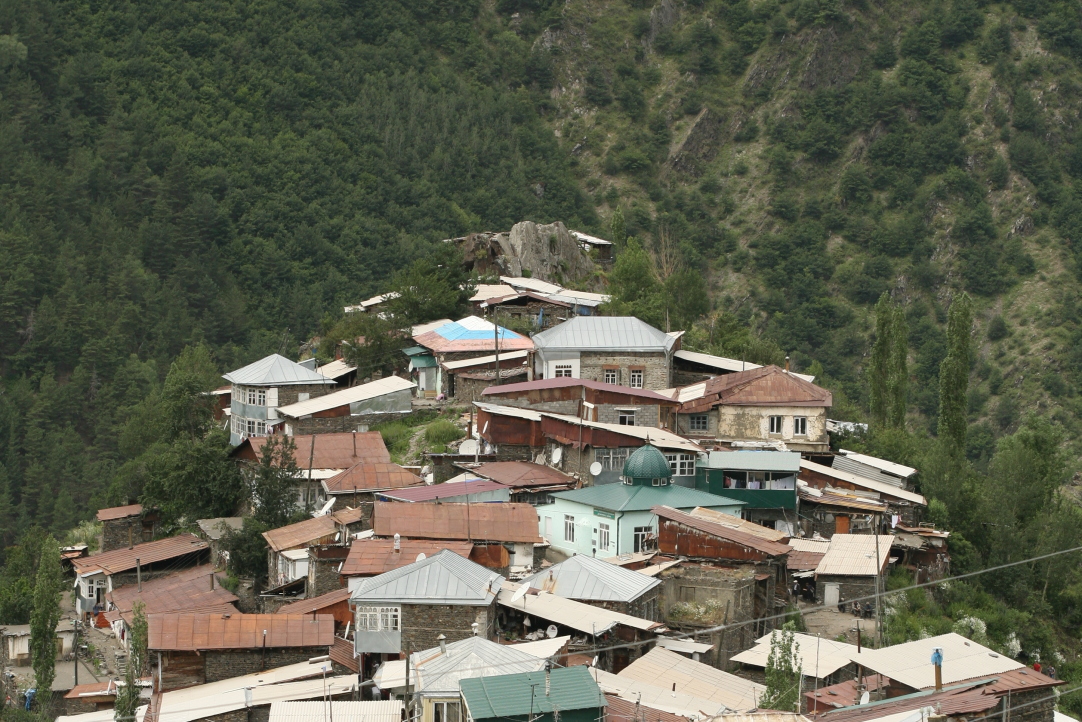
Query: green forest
xmin=4 ymin=0 xmax=1082 ymax=704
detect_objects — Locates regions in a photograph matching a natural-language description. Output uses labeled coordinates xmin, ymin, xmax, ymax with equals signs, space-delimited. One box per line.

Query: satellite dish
xmin=591 ymin=656 xmax=599 ymax=667
xmin=589 ymin=462 xmax=603 ymax=476
xmin=859 ymin=692 xmax=870 ymax=705
xmin=416 ymin=553 xmax=426 ymax=562
xmin=546 ymin=625 xmax=558 ymax=639
xmin=552 ymin=448 xmax=563 ymax=465
xmin=510 ymin=584 xmax=529 ymax=603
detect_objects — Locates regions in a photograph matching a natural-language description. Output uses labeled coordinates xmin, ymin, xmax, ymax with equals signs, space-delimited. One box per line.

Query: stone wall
xmin=288 ymin=411 xmax=409 ymax=436
xmin=308 ymin=548 xmax=350 ymax=597
xmin=204 ymin=647 xmax=329 ymax=682
xmin=400 ymin=602 xmax=496 ymax=652
xmin=815 ymin=574 xmax=879 ymax=610
xmin=581 ymin=587 xmax=660 ymax=621
xmin=101 ymin=517 xmax=156 ymax=553
xmin=595 ymin=404 xmax=660 ymax=428
xmin=578 ymin=352 xmax=670 ymax=391
xmin=715 ymin=405 xmax=829 ymax=450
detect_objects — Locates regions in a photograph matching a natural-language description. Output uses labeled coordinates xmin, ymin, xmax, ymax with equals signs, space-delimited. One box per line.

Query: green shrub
xmin=424 ymin=420 xmax=465 ymax=446
xmin=987 ymin=315 xmax=1009 ymax=340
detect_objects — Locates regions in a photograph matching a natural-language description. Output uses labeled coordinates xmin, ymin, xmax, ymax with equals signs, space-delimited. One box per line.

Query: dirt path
xmin=800 ymin=601 xmax=879 ymax=645
xmin=403 ymin=426 xmax=428 ymax=465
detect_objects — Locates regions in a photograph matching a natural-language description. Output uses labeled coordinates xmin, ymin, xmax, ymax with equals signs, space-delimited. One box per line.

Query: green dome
xmin=622 ymin=444 xmax=673 ymax=484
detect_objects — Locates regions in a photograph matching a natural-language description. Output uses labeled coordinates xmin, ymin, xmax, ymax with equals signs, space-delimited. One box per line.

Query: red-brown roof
xmin=107 ymin=564 xmax=238 ymax=617
xmin=372 ymin=502 xmax=543 ymax=543
xmin=652 ymin=506 xmax=792 ymax=557
xmin=147 ymin=613 xmax=335 ymax=651
xmin=275 ymin=588 xmax=352 ymax=616
xmin=72 ymin=534 xmax=208 ymax=576
xmin=330 ymin=636 xmax=359 ymax=672
xmin=262 ymin=508 xmax=365 ymax=553
xmin=806 ymin=676 xmax=887 ymax=711
xmin=678 ymin=365 xmax=832 ymax=414
xmin=64 ymin=681 xmax=118 ymax=700
xmin=482 ymin=377 xmax=677 ymax=403
xmin=472 ymin=461 xmax=576 ymax=488
xmin=240 ymin=432 xmax=390 ymax=468
xmin=339 ymin=539 xmax=475 ymax=576
xmin=813 ymin=685 xmax=1000 ymax=722
xmin=323 ymin=463 xmax=423 ymax=494
xmin=605 ymin=695 xmax=686 ymax=722
xmin=787 ymin=550 xmax=826 ymax=571
xmin=96 ymin=504 xmax=143 ymax=522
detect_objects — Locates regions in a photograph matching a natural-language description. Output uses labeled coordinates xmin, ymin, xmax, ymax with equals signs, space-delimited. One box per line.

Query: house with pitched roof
xmin=671 ymin=364 xmax=833 ymax=453
xmin=262 ymin=508 xmax=366 ymax=590
xmin=339 ymin=539 xmax=476 ymax=590
xmin=522 ymin=554 xmax=661 ymax=620
xmin=275 ymin=376 xmax=416 ymax=436
xmin=460 ymin=665 xmax=606 ymax=722
xmin=223 ymin=354 xmax=335 ymax=445
xmin=411 ymin=317 xmax=535 ymax=397
xmin=96 ymin=503 xmax=160 ymax=552
xmin=479 ymin=377 xmax=680 ymax=429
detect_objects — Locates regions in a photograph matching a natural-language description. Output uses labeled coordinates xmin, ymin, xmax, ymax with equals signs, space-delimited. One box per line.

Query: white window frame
xmin=603 ymin=369 xmax=618 ymax=385
xmin=617 ymin=409 xmax=636 ymax=426
xmin=628 ymin=369 xmax=644 ymax=389
xmin=564 ymin=514 xmax=575 ymax=543
xmin=246 ymin=418 xmax=267 ymax=437
xmin=554 ymin=364 xmax=573 ymax=378
xmin=768 ymin=415 xmax=783 ymax=434
xmin=356 ymin=605 xmax=400 ymax=632
xmin=247 ymin=388 xmax=266 ymax=406
xmin=594 ymin=448 xmax=630 ymax=471
xmin=598 ymin=523 xmax=610 ymax=551
xmin=794 ymin=416 xmax=808 ymax=436
xmin=548 ymin=359 xmax=579 ymax=378
xmin=689 ymin=414 xmax=709 ymax=432
xmin=633 ymin=526 xmax=653 ymax=553
xmin=665 ymin=453 xmax=696 ymax=477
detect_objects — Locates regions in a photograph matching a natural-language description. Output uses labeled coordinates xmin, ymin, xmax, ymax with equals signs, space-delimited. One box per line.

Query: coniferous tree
xmin=610 ymin=207 xmax=627 ymax=248
xmin=869 ymin=293 xmax=893 ymax=425
xmin=115 ymin=602 xmax=148 ymax=722
xmin=888 ymin=305 xmax=909 ymax=428
xmin=759 ymin=624 xmax=802 ymax=711
xmin=29 ymin=535 xmax=62 ymax=705
xmin=938 ymin=293 xmax=973 ymax=451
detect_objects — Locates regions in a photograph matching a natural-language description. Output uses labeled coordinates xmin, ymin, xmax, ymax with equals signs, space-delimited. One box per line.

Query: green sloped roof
xmin=460 ymin=665 xmax=604 ymax=719
xmin=623 ymin=445 xmax=673 ymax=482
xmin=551 ymin=483 xmax=745 ymax=512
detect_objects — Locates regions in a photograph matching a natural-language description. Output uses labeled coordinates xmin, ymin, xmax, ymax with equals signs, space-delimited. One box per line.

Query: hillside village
xmin=0 ymin=227 xmax=1069 ymax=722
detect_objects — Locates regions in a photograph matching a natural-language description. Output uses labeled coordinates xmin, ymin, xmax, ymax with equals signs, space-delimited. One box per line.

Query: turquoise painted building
xmin=537 ymin=445 xmax=745 ymax=557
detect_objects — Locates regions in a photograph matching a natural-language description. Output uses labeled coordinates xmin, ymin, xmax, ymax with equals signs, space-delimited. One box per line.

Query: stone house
xmin=195 ymin=517 xmax=244 ymax=566
xmin=443 ymin=351 xmax=529 ymax=402
xmin=479 ymin=377 xmax=679 ymax=430
xmin=522 ymin=554 xmax=661 ymax=620
xmin=275 ymin=376 xmax=416 ymax=436
xmin=318 ymin=462 xmax=424 ymax=523
xmin=531 ymin=316 xmax=679 ymax=390
xmin=673 ymin=365 xmax=832 ymax=453
xmin=800 ymin=459 xmax=927 ymax=529
xmin=814 ymin=534 xmax=894 ymax=610
xmin=149 ymin=612 xmax=335 ymax=690
xmin=350 ymin=550 xmax=504 ymax=663
xmin=339 ymin=539 xmax=475 ymax=590
xmin=96 ymin=504 xmax=160 ymax=553
xmin=276 ymin=588 xmax=353 ymax=633
xmin=411 ymin=316 xmax=535 ymax=397
xmin=262 ymin=508 xmax=365 ymax=590
xmin=224 ymin=353 xmax=336 ymax=446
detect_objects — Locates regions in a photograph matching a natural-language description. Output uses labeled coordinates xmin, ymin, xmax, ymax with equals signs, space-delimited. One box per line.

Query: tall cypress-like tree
xmin=610 ymin=207 xmax=627 ymax=248
xmin=30 ymin=535 xmax=62 ymax=705
xmin=888 ymin=305 xmax=909 ymax=428
xmin=759 ymin=625 xmax=802 ymax=711
xmin=115 ymin=601 xmax=148 ymax=722
xmin=869 ymin=293 xmax=893 ymax=425
xmin=938 ymin=293 xmax=973 ymax=451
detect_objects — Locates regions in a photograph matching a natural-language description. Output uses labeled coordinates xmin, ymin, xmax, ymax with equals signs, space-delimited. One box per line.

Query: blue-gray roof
xmin=410 ymin=636 xmax=545 ymax=695
xmin=522 ymin=554 xmax=659 ymax=602
xmin=550 ymin=484 xmax=744 ymax=513
xmin=350 ymin=549 xmax=504 ymax=606
xmin=532 ymin=317 xmax=675 ymax=352
xmin=223 ymin=354 xmax=334 ymax=387
xmin=702 ymin=451 xmax=801 ymax=473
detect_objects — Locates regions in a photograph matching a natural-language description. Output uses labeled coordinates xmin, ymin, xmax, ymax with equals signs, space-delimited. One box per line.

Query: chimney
xmin=785 ymin=356 xmax=790 ymax=373
xmin=136 ymin=558 xmax=142 ymax=591
xmin=932 ymin=647 xmax=944 ymax=691
xmin=210 ymin=572 xmax=215 ymax=591
xmin=545 ymin=662 xmax=552 ymax=696
xmin=352 ymin=431 xmax=357 ymax=456
xmin=438 ymin=634 xmax=447 ymax=654
xmin=394 ymin=533 xmax=401 ymax=552
xmin=128 ymin=523 xmax=134 ymax=550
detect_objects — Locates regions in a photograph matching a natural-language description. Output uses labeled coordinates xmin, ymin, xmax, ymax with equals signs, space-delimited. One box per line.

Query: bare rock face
xmin=453 ymin=220 xmax=595 ymax=284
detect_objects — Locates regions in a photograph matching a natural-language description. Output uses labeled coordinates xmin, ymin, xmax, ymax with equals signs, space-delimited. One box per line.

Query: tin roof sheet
xmin=522 ymin=554 xmax=660 ymax=602
xmin=275 ymin=588 xmax=352 ymax=616
xmin=244 ymin=432 xmax=390 ymax=469
xmin=507 ymin=635 xmax=571 ymax=659
xmin=800 ymin=460 xmax=926 ymax=505
xmin=473 ymin=461 xmax=576 ymax=488
xmin=196 ymin=517 xmax=244 ymax=540
xmin=473 ymin=401 xmax=543 ymax=421
xmin=702 ymin=451 xmax=802 ymax=473
xmin=443 ymin=350 xmax=528 ymax=370
xmin=848 ymin=633 xmax=1024 ymax=691
xmin=277 ymin=376 xmax=415 ymax=418
xmin=379 ymin=478 xmax=508 ymax=502
xmin=262 ymin=508 xmax=364 ymax=552
xmin=96 ymin=504 xmax=143 ymax=522
xmin=371 ymin=501 xmax=543 ymax=543
xmin=340 ymin=539 xmax=475 ymax=577
xmin=788 ymin=537 xmax=832 ymax=552
xmin=470 ymin=284 xmax=519 ymax=302
xmin=551 ymin=485 xmax=744 ymax=514
xmin=269 ymin=701 xmax=402 ymax=722
xmin=617 ymin=647 xmax=765 ymax=712
xmin=153 ymin=673 xmax=357 ymax=722
xmin=72 ymin=534 xmax=208 ymax=576
xmin=570 ymin=230 xmax=614 ymax=246
xmin=837 ymin=450 xmax=917 ymax=479
xmin=223 ymin=354 xmax=335 ymax=386
xmin=677 ymin=366 xmax=832 ymax=413
xmin=147 ymin=613 xmax=335 ymax=651
xmin=831 ymin=456 xmax=905 ymax=488
xmin=316 ymin=359 xmax=357 ymax=380
xmin=351 ymin=549 xmax=504 ymax=605
xmin=686 ymin=507 xmax=789 ymax=541
xmin=652 ymin=506 xmax=792 ymax=556
xmin=787 ymin=550 xmax=826 ymax=571
xmin=408 ymin=636 xmax=547 ymax=695
xmin=592 ymin=668 xmax=730 ymax=719
xmin=812 ymin=682 xmax=1007 ymax=722
xmin=731 ymin=632 xmax=857 ymax=678
xmin=482 ymin=377 xmax=677 ymax=402
xmin=461 ymin=665 xmax=604 ymax=719
xmin=604 ymin=694 xmax=695 ymax=722
xmin=497 ymin=582 xmax=664 ymax=634
xmin=542 ymin=412 xmax=703 ymax=452
xmin=499 ymin=276 xmax=565 ymax=295
xmin=655 ymin=638 xmax=715 ymax=655
xmin=322 ymin=463 xmax=423 ymax=494
xmin=413 ymin=316 xmax=534 ymax=354
xmin=107 ymin=565 xmax=238 ymax=617
xmin=532 ymin=317 xmax=675 ymax=352
xmin=673 ymin=350 xmax=816 ymax=383
xmin=815 ymin=534 xmax=894 ymax=577
xmin=330 ymin=635 xmax=360 ymax=673
xmin=798 ymin=485 xmax=890 ymax=513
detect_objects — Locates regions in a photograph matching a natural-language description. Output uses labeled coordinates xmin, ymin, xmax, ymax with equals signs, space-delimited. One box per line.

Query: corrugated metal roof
xmin=351 ymin=549 xmax=504 ymax=605
xmin=542 ymin=412 xmax=703 ymax=452
xmin=147 ymin=613 xmax=335 ymax=651
xmin=371 ymin=501 xmax=543 ymax=543
xmin=617 ymin=647 xmax=764 ymax=712
xmin=96 ymin=504 xmax=143 ymax=522
xmin=482 ymin=377 xmax=677 ymax=402
xmin=798 ymin=485 xmax=890 ymax=512
xmin=732 ymin=632 xmax=856 ymax=678
xmin=522 ymin=554 xmax=660 ymax=602
xmin=408 ymin=636 xmax=547 ymax=695
xmin=831 ymin=456 xmax=905 ymax=488
xmin=815 ymin=534 xmax=894 ymax=577
xmin=593 ymin=668 xmax=729 ymax=719
xmin=223 ymin=354 xmax=335 ymax=387
xmin=379 ymin=478 xmax=508 ymax=502
xmin=838 ymin=450 xmax=917 ymax=478
xmin=533 ymin=317 xmax=675 ymax=352
xmin=570 ymin=230 xmax=614 ymax=246
xmin=812 ymin=682 xmax=1006 ymax=722
xmin=497 ymin=582 xmax=664 ymax=634
xmin=787 ymin=550 xmax=826 ymax=571
xmin=277 ymin=376 xmax=415 ymax=418
xmin=677 ymin=366 xmax=831 ymax=414
xmin=262 ymin=508 xmax=364 ymax=552
xmin=604 ymin=694 xmax=689 ymax=722
xmin=687 ymin=507 xmax=788 ymax=542
xmin=322 ymin=462 xmax=423 ymax=494
xmin=340 ymin=539 xmax=475 ymax=577
xmin=72 ymin=534 xmax=208 ymax=576
xmin=244 ymin=432 xmax=390 ymax=469
xmin=500 ymin=276 xmax=565 ymax=295
xmin=152 ymin=673 xmax=357 ymax=722
xmin=269 ymin=701 xmax=402 ymax=722
xmin=107 ymin=564 xmax=237 ymax=617
xmin=473 ymin=461 xmax=576 ymax=488
xmin=551 ymin=484 xmax=744 ymax=513
xmin=275 ymin=588 xmax=352 ymax=616
xmin=330 ymin=635 xmax=359 ymax=672
xmin=461 ymin=665 xmax=604 ymax=719
xmin=474 ymin=401 xmax=543 ymax=421
xmin=443 ymin=350 xmax=528 ymax=370
xmin=652 ymin=506 xmax=791 ymax=557
xmin=673 ymin=350 xmax=816 ymax=383
xmin=788 ymin=537 xmax=832 ymax=552
xmin=655 ymin=637 xmax=715 ymax=654
xmin=507 ymin=635 xmax=570 ymax=659
xmin=413 ymin=316 xmax=534 ymax=354
xmin=316 ymin=359 xmax=356 ymax=380
xmin=196 ymin=517 xmax=243 ymax=540
xmin=470 ymin=284 xmax=519 ymax=301
xmin=702 ymin=450 xmax=802 ymax=473
xmin=800 ymin=460 xmax=926 ymax=505
xmin=849 ymin=633 xmax=1024 ymax=691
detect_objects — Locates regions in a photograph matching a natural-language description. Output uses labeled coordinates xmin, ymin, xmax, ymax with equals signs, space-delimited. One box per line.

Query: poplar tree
xmin=869 ymin=293 xmax=893 ymax=425
xmin=888 ymin=305 xmax=909 ymax=428
xmin=610 ymin=207 xmax=627 ymax=248
xmin=115 ymin=602 xmax=148 ymax=722
xmin=760 ymin=625 xmax=802 ymax=711
xmin=30 ymin=535 xmax=62 ymax=706
xmin=938 ymin=293 xmax=973 ymax=451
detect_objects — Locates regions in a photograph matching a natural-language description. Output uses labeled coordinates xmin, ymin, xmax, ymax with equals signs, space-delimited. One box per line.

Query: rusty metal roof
xmin=372 ymin=501 xmax=543 ymax=543
xmin=147 ymin=613 xmax=335 ymax=651
xmin=340 ymin=539 xmax=475 ymax=576
xmin=262 ymin=508 xmax=365 ymax=552
xmin=678 ymin=365 xmax=832 ymax=414
xmin=96 ymin=504 xmax=143 ymax=522
xmin=72 ymin=534 xmax=208 ymax=576
xmin=815 ymin=534 xmax=893 ymax=577
xmin=652 ymin=506 xmax=792 ymax=557
xmin=787 ymin=550 xmax=826 ymax=571
xmin=481 ymin=377 xmax=677 ymax=403
xmin=379 ymin=479 xmax=508 ymax=502
xmin=245 ymin=432 xmax=390 ymax=468
xmin=330 ymin=636 xmax=359 ymax=673
xmin=275 ymin=588 xmax=352 ymax=616
xmin=472 ymin=461 xmax=576 ymax=488
xmin=798 ymin=486 xmax=889 ymax=512
xmin=107 ymin=564 xmax=238 ymax=616
xmin=604 ymin=693 xmax=686 ymax=722
xmin=322 ymin=463 xmax=423 ymax=494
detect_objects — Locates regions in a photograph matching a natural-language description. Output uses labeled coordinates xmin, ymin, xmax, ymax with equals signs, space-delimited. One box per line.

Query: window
xmin=794 ymin=416 xmax=808 ymax=436
xmin=356 ymin=605 xmax=400 ymax=632
xmin=768 ymin=415 xmax=783 ymax=434
xmin=594 ymin=448 xmax=630 ymax=471
xmin=246 ymin=418 xmax=267 ymax=437
xmin=629 ymin=369 xmax=644 ymax=389
xmin=554 ymin=363 xmax=574 ymax=378
xmin=617 ymin=409 xmax=636 ymax=426
xmin=598 ymin=523 xmax=610 ymax=551
xmin=665 ymin=453 xmax=696 ymax=477
xmin=564 ymin=514 xmax=576 ymax=542
xmin=689 ymin=414 xmax=709 ymax=432
xmin=604 ymin=368 xmax=618 ymax=385
xmin=246 ymin=388 xmax=266 ymax=406
xmin=633 ymin=526 xmax=653 ymax=553
xmin=434 ymin=702 xmax=461 ymax=722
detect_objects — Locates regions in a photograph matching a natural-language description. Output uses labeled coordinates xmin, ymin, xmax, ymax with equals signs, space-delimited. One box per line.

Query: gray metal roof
xmin=350 ymin=549 xmax=504 ymax=606
xmin=410 ymin=636 xmax=546 ymax=695
xmin=522 ymin=554 xmax=660 ymax=603
xmin=268 ymin=701 xmax=403 ymax=722
xmin=832 ymin=456 xmax=904 ymax=487
xmin=532 ymin=317 xmax=675 ymax=352
xmin=702 ymin=451 xmax=801 ymax=472
xmin=222 ymin=354 xmax=334 ymax=387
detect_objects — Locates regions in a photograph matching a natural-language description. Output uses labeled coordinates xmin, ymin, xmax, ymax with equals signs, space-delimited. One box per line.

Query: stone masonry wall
xmin=101 ymin=517 xmax=155 ymax=553
xmin=308 ymin=553 xmax=348 ymax=597
xmin=815 ymin=575 xmax=879 ymax=610
xmin=658 ymin=565 xmax=759 ymax=668
xmin=400 ymin=602 xmax=496 ymax=652
xmin=204 ymin=647 xmax=328 ymax=682
xmin=289 ymin=411 xmax=408 ymax=435
xmin=595 ymin=404 xmax=660 ymax=428
xmin=578 ymin=352 xmax=670 ymax=390
xmin=582 ymin=587 xmax=660 ymax=621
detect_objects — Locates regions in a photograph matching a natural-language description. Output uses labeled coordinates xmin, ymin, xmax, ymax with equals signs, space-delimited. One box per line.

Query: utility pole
xmin=73 ymin=619 xmax=79 ymax=688
xmin=874 ymin=523 xmax=883 ymax=648
xmin=493 ymin=310 xmax=502 ymax=386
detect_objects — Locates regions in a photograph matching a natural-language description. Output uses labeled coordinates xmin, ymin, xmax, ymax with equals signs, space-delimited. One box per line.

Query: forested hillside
xmin=3 ymin=0 xmax=1082 ymax=587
